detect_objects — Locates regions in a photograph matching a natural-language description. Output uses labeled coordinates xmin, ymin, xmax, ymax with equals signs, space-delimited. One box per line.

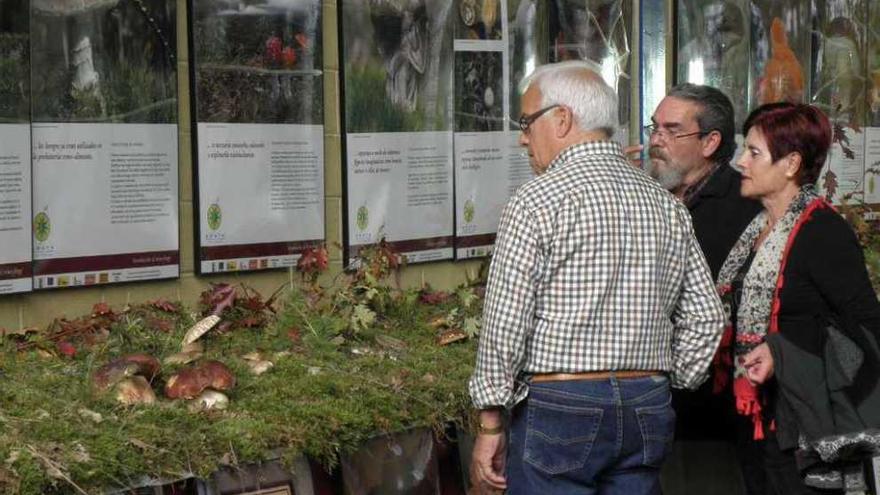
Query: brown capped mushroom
xmin=115 ymin=376 xmax=157 ymax=405
xmin=93 ymin=354 xmax=160 ymax=391
xmin=165 ymin=360 xmax=235 ymax=400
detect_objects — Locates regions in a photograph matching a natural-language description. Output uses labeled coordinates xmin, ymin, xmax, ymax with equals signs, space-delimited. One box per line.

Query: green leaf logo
xmin=356 ymin=206 xmax=369 ymax=231
xmin=207 ymin=203 xmax=222 ymax=231
xmin=34 ymin=212 xmax=50 ymax=242
xmin=464 ymin=200 xmax=475 ymax=224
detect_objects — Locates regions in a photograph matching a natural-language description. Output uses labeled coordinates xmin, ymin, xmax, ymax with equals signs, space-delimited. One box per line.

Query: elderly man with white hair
xmin=467 ymin=61 xmax=725 ymax=494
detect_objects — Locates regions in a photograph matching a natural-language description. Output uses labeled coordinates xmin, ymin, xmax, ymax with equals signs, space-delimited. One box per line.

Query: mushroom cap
xmin=93 ymin=354 xmax=161 ymax=391
xmin=165 ymin=360 xmax=235 ymax=399
xmin=115 ymin=376 xmax=157 ymax=405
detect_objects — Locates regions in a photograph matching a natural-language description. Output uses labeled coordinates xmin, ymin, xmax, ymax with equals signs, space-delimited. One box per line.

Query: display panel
xmin=0 ymin=0 xmax=32 ymax=294
xmin=452 ymin=0 xmax=542 ymax=260
xmin=30 ymin=0 xmax=179 ymax=289
xmin=341 ymin=0 xmax=456 ymax=264
xmin=190 ymin=0 xmax=324 ymax=274
xmin=864 ymin=1 xmax=880 ymax=203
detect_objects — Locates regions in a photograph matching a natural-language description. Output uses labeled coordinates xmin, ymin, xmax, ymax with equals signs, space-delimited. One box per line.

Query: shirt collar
xmin=548 ymin=141 xmax=625 ymax=171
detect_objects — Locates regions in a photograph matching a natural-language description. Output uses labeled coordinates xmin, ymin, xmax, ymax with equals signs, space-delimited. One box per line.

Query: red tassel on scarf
xmin=734 ymin=376 xmax=764 ymax=440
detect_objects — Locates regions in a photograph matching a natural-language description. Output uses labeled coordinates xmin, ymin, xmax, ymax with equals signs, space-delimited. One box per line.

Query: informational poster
xmin=865 ymin=128 xmax=880 ymax=204
xmin=453 ymin=0 xmax=541 ymax=259
xmin=0 ymin=0 xmax=32 ymax=294
xmin=30 ymin=0 xmax=179 ymax=289
xmin=676 ymin=0 xmax=750 ymax=127
xmin=341 ymin=0 xmax=455 ymax=264
xmin=865 ymin=1 xmax=880 ymax=204
xmin=191 ymin=0 xmax=324 ymax=274
xmin=549 ymin=0 xmax=632 ymax=144
xmin=821 ymin=126 xmax=866 ymax=203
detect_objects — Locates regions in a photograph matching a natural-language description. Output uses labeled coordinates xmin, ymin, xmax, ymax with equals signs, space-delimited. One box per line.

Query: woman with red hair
xmin=715 ymin=103 xmax=880 ymax=494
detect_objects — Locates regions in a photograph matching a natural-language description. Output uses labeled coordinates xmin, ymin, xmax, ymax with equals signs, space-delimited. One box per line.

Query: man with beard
xmin=632 ymin=84 xmax=760 ymax=493
xmin=640 ymin=83 xmax=760 ymax=279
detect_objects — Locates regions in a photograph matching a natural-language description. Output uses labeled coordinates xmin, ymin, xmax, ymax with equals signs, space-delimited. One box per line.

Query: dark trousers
xmin=734 ymin=415 xmax=841 ymax=495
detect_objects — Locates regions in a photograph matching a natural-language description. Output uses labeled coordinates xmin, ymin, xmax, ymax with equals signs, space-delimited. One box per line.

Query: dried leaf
xmin=70 ymin=444 xmax=91 ymax=464
xmin=375 ymin=334 xmax=406 ymax=351
xmin=149 ymin=299 xmax=179 ymax=313
xmin=91 ymin=302 xmax=112 ymax=317
xmin=437 ymin=329 xmax=468 ymax=346
xmin=56 ymin=341 xmax=76 ymax=358
xmin=181 ymin=315 xmax=221 ymax=346
xmin=823 ymin=169 xmax=838 ymax=199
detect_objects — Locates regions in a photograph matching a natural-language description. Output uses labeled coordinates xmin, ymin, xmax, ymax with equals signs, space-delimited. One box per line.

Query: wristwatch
xmin=478 ymin=422 xmax=504 ymax=435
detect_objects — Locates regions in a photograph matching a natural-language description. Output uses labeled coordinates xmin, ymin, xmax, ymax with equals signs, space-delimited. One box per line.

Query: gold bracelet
xmin=479 ymin=423 xmax=504 ymax=435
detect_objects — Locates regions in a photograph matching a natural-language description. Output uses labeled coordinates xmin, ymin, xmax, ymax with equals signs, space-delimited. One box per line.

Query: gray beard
xmin=649 ymin=163 xmax=684 ymax=191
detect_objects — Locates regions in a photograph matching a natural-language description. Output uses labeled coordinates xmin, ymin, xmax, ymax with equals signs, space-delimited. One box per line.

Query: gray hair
xmin=666 ymin=83 xmax=736 ymax=165
xmin=520 ymin=60 xmax=618 ymax=137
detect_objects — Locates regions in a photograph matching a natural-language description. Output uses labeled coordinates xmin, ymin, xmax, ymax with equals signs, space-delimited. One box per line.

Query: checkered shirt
xmin=469 ymin=141 xmax=725 ymax=409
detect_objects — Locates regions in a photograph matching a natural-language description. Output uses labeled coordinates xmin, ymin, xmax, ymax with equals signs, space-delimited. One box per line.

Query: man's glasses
xmin=643 ymin=124 xmax=709 ymax=141
xmin=518 ymin=104 xmax=561 ymax=134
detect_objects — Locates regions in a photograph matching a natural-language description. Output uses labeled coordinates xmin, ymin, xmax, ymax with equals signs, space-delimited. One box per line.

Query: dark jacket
xmin=688 ymin=165 xmax=762 ymax=280
xmin=764 ymin=208 xmax=880 ymax=489
xmin=674 ymin=164 xmax=761 ymax=440
xmin=769 ymin=207 xmax=880 ymax=449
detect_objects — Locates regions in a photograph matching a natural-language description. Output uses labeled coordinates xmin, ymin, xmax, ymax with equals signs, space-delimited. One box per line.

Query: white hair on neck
xmin=520 ymin=60 xmax=618 ymax=137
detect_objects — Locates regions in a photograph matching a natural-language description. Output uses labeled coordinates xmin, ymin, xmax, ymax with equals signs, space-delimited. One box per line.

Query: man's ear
xmin=555 ymin=106 xmax=573 ymax=138
xmin=701 ymin=130 xmax=722 ymax=160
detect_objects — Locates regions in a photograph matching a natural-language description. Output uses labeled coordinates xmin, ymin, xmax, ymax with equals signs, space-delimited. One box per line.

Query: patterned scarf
xmin=714 ymin=185 xmax=829 ymax=439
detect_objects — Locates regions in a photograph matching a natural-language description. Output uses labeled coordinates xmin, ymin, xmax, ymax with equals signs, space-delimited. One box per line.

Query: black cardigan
xmin=768 ymin=207 xmax=880 ymax=449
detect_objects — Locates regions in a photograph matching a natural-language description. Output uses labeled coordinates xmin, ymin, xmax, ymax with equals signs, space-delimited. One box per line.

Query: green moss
xmin=0 ymin=284 xmax=478 ymax=493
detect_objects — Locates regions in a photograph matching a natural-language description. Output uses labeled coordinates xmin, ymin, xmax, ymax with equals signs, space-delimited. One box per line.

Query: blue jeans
xmin=506 ymin=375 xmax=675 ymax=495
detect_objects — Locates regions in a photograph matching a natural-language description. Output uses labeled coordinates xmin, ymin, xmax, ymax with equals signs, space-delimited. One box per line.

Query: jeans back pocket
xmin=635 ymin=399 xmax=675 ymax=468
xmin=524 ymin=397 xmax=604 ymax=475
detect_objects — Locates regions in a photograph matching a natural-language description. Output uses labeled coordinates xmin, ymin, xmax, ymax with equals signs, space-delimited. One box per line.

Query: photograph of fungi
xmin=29 ymin=0 xmax=177 ymax=123
xmin=507 ymin=0 xmax=547 ymax=130
xmin=455 ymin=0 xmax=502 ymax=41
xmin=455 ymin=50 xmax=504 ymax=132
xmin=341 ymin=0 xmax=454 ymax=133
xmin=191 ymin=0 xmax=322 ymax=124
xmin=810 ymin=1 xmax=866 ymax=125
xmin=748 ymin=1 xmax=812 ymax=108
xmin=549 ymin=0 xmax=631 ymax=140
xmin=676 ymin=0 xmax=750 ymax=127
xmin=0 ymin=0 xmax=29 ymax=122
xmin=867 ymin=1 xmax=880 ymax=126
